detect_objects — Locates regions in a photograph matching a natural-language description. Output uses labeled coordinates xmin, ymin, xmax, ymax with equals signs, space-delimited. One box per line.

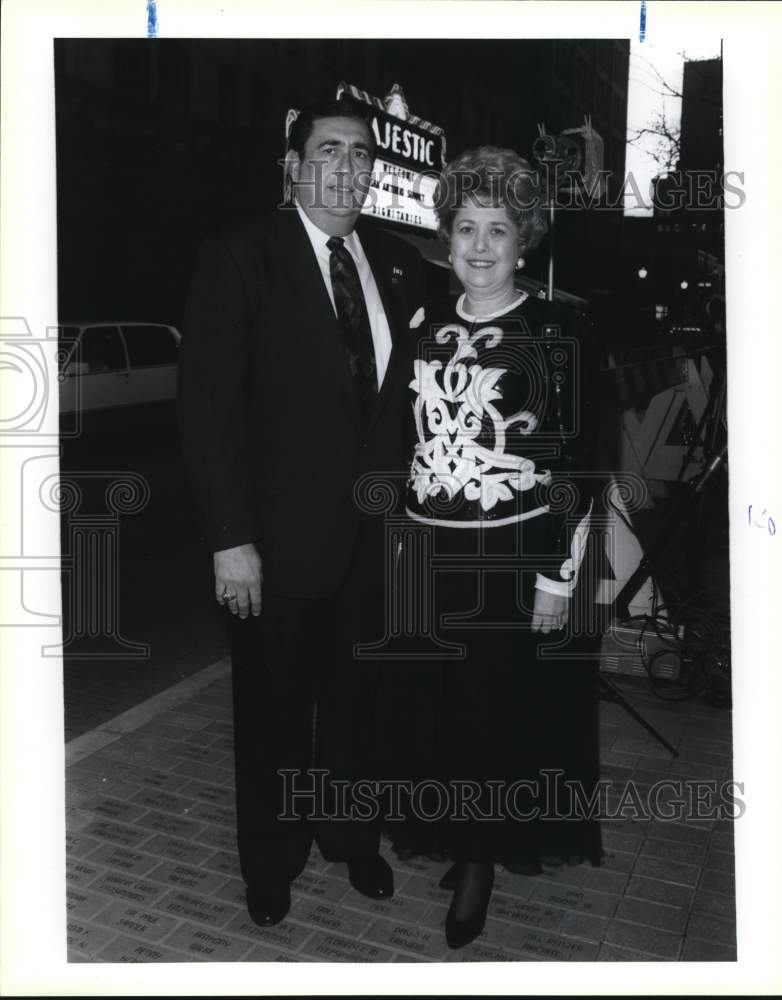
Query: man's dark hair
xmin=286 ymin=95 xmax=377 ymax=160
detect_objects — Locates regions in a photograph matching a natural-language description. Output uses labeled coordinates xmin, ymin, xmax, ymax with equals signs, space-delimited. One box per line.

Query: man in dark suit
xmin=178 ymin=96 xmax=426 ymax=927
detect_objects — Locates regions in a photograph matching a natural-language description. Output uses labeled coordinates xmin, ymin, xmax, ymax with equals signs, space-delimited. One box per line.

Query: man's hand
xmin=531 ymin=588 xmax=569 ymax=634
xmin=214 ymin=544 xmax=262 ymax=619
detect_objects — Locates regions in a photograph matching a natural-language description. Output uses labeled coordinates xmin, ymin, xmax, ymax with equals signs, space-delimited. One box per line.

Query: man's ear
xmin=285 ymin=150 xmax=301 ymax=185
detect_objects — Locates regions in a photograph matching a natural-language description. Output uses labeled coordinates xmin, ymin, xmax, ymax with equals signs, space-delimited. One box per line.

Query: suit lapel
xmin=359 ymin=223 xmax=410 ymax=433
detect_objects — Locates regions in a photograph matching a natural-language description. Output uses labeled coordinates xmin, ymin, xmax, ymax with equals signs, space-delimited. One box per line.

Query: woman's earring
xmin=515 ymin=256 xmax=525 ymax=271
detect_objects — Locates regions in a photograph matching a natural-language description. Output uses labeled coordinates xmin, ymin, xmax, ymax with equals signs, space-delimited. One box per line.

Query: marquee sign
xmin=336 ymin=82 xmax=446 ymax=231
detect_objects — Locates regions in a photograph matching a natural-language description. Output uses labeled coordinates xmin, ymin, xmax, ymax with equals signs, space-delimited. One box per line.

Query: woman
xmin=389 ymin=147 xmax=603 ymax=950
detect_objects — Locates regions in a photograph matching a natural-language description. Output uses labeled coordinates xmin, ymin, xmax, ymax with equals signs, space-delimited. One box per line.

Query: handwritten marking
xmin=639 ymin=0 xmax=647 ymax=42
xmin=147 ymin=0 xmax=158 ymax=39
xmin=748 ymin=504 xmax=776 ymax=536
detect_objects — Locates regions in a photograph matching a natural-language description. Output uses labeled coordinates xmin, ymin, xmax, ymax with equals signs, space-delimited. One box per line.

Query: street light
xmin=680 ymin=280 xmax=689 ymax=290
xmin=638 ymin=267 xmax=648 ymax=279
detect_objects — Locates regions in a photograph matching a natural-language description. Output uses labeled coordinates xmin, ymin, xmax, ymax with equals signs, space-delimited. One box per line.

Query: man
xmin=178 ymin=96 xmax=426 ymax=927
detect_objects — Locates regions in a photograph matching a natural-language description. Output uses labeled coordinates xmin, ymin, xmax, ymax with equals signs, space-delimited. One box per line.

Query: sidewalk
xmin=65 ymin=661 xmax=736 ymax=963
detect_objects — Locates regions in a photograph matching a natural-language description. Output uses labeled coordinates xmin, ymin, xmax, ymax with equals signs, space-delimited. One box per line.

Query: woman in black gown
xmin=385 ymin=146 xmax=604 ymax=950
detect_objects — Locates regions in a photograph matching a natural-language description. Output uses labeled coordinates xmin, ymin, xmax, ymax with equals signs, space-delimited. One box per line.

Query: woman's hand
xmin=531 ymin=588 xmax=569 ymax=633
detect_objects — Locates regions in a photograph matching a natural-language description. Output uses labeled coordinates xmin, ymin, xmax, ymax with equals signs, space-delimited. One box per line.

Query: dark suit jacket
xmin=177 ymin=208 xmax=427 ymax=599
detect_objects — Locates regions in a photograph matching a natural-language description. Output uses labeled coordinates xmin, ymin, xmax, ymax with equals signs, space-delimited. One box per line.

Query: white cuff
xmin=535 ymin=573 xmax=573 ymax=598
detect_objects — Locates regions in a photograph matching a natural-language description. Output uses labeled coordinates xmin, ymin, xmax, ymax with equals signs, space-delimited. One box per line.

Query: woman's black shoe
xmin=444 ymin=862 xmax=494 ymax=950
xmin=439 ymin=862 xmax=459 ymax=891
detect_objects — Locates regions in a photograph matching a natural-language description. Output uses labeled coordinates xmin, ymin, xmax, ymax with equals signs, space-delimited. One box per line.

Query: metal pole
xmin=547 ymin=203 xmax=555 ymax=301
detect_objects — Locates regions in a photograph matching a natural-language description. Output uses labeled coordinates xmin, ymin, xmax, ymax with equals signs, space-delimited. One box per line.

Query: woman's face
xmin=449 ymin=201 xmax=521 ymax=300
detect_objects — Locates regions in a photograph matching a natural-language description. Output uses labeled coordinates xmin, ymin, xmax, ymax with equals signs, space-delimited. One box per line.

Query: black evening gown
xmin=378 ymin=291 xmax=604 ymax=870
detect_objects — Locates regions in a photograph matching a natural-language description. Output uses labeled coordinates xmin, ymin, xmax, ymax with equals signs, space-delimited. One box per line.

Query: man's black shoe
xmin=347 ymin=854 xmax=394 ymax=899
xmin=246 ymin=881 xmax=291 ymax=927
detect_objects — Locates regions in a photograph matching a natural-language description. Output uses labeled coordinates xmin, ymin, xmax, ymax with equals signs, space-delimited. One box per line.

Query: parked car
xmin=58 ymin=322 xmax=181 ymax=426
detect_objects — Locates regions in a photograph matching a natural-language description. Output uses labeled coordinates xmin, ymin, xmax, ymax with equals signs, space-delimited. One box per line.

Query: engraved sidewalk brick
xmin=599 ymin=849 xmax=636 ymax=874
xmin=681 ymin=937 xmax=737 ymax=961
xmin=154 ymin=709 xmax=214 ymax=730
xmin=704 ymin=848 xmax=734 ymax=873
xmin=291 ymin=870 xmax=351 ymax=904
xmin=67 ymin=920 xmax=117 ymax=959
xmin=624 ymin=875 xmax=694 ymax=910
xmin=557 ymin=910 xmax=610 ymax=943
xmin=640 ymin=837 xmax=706 ymax=867
xmin=171 ymin=760 xmax=235 ymax=785
xmin=243 ymin=943 xmax=307 ymax=961
xmin=582 ymin=868 xmax=627 ymax=896
xmin=178 ymin=779 xmax=236 ymax=807
xmin=194 ymin=824 xmax=237 ymax=852
xmin=645 ymin=821 xmax=712 ymax=846
xmin=200 ymin=849 xmax=241 ymax=878
xmin=81 ymin=819 xmax=151 ymax=849
xmin=84 ymin=843 xmax=159 ymax=877
xmin=394 ymin=873 xmax=452 ymax=906
xmin=686 ymin=911 xmax=736 ymax=946
xmin=94 ymin=936 xmax=187 ymax=963
xmin=288 ymin=897 xmax=368 ymax=939
xmin=134 ymin=767 xmax=192 ymax=793
xmin=362 ymin=917 xmax=448 ymax=960
xmin=133 ymin=809 xmax=204 ymax=839
xmin=341 ymin=887 xmax=428 ymax=923
xmin=699 ymin=868 xmax=734 ymax=894
xmin=302 ymin=930 xmax=394 ymax=962
xmin=183 ymin=728 xmax=223 ymax=747
xmin=147 ymin=860 xmax=228 ymax=895
xmin=80 ymin=795 xmax=150 ymax=824
xmin=692 ymin=888 xmax=735 ymax=920
xmin=492 ymin=870 xmax=534 ymax=899
xmin=214 ymin=878 xmax=247 ymax=908
xmin=128 ymin=788 xmax=197 ymax=815
xmin=142 ymin=834 xmax=213 ymax=866
xmin=537 ymin=863 xmax=589 ymax=887
xmin=154 ymin=889 xmax=238 ymax=928
xmin=166 ymin=743 xmax=232 ymax=766
xmin=205 ymin=720 xmax=234 ymax=737
xmin=66 ymin=887 xmax=112 ymax=920
xmin=225 ymin=912 xmax=313 ymax=952
xmin=187 ymin=802 xmax=235 ymax=827
xmin=88 ymin=871 xmax=168 ymax=905
xmin=598 ymin=942 xmax=663 ymax=961
xmin=602 ymin=827 xmax=646 ymax=854
xmin=499 ymin=926 xmax=599 ymax=961
xmin=488 ymin=895 xmax=563 ymax=932
xmin=163 ymin=924 xmax=255 ymax=962
xmin=92 ymin=900 xmax=179 ymax=942
xmin=615 ymin=897 xmax=687 ymax=933
xmin=604 ymin=918 xmax=682 ymax=959
xmin=135 ymin=721 xmax=196 ymax=742
xmin=66 ymin=831 xmax=103 ymax=859
xmin=66 ymin=859 xmax=104 ymax=886
xmin=445 ymin=940 xmax=537 ymax=962
xmin=530 ymin=883 xmax=617 ymax=918
xmin=632 ymin=854 xmax=700 ymax=887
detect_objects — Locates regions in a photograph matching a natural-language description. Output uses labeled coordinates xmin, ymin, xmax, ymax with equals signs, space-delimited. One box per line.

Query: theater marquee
xmin=336 ymin=82 xmax=446 ymax=232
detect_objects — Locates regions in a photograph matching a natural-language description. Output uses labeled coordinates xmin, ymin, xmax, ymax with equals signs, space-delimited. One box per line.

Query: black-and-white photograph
xmin=2 ymin=2 xmax=781 ymax=993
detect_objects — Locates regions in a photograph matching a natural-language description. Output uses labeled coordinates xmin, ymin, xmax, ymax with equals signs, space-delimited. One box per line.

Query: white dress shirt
xmin=295 ymin=203 xmax=393 ymax=387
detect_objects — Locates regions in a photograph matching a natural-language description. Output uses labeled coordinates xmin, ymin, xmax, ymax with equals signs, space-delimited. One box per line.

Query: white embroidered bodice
xmin=406 ymin=295 xmax=553 ymax=527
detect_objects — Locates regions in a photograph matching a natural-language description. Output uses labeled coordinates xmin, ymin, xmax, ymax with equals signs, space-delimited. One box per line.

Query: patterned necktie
xmin=327 ymin=236 xmax=378 ymax=414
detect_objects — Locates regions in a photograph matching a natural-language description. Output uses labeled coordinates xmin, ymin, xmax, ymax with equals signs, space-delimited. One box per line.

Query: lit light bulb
xmin=680 ymin=280 xmax=689 ymax=290
xmin=638 ymin=267 xmax=648 ymax=279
